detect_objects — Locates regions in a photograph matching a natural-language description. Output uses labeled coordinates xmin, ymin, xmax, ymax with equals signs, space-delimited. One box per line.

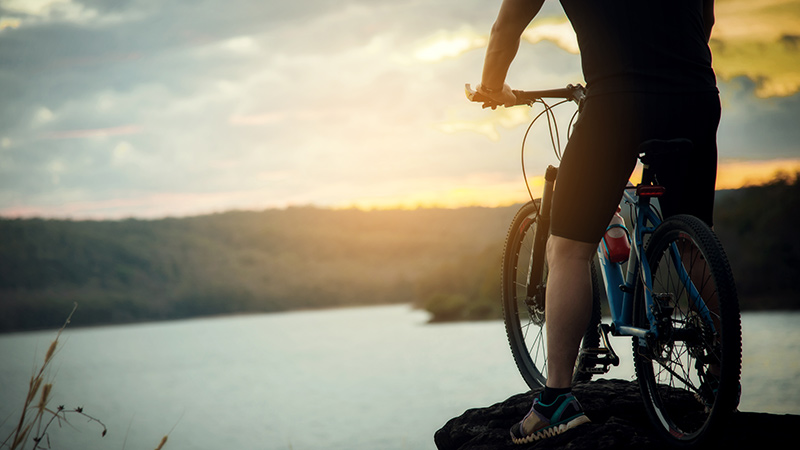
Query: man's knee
xmin=547 ymin=235 xmax=597 ymax=265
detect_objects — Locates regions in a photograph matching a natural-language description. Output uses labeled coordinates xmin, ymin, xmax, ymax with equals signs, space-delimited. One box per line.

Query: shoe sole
xmin=511 ymin=415 xmax=591 ymax=444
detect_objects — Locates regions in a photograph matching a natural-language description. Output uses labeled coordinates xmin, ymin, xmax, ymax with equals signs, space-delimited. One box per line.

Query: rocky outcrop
xmin=435 ymin=379 xmax=800 ymax=450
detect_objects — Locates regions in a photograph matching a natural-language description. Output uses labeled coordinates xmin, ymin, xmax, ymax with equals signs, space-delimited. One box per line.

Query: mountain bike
xmin=466 ymin=84 xmax=742 ymax=447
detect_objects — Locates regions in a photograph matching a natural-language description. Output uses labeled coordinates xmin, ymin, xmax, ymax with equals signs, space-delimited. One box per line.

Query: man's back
xmin=559 ymin=0 xmax=717 ymax=96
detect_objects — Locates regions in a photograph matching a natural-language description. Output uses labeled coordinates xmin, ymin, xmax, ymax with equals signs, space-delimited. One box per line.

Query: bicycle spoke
xmin=653 ymin=343 xmax=699 ymax=393
xmin=633 ymin=215 xmax=741 ymax=445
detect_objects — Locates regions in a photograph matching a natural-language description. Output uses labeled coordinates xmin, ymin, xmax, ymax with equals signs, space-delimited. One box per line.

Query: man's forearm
xmin=481 ymin=28 xmax=522 ymax=89
xmin=480 ymin=0 xmax=545 ymax=89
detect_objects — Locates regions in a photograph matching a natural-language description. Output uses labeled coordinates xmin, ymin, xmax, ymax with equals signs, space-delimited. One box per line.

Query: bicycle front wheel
xmin=633 ymin=214 xmax=741 ymax=447
xmin=501 ymin=201 xmax=601 ymax=389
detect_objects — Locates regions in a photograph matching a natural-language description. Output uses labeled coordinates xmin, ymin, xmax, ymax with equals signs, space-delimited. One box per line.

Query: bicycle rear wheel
xmin=501 ymin=200 xmax=601 ymax=389
xmin=633 ymin=214 xmax=741 ymax=446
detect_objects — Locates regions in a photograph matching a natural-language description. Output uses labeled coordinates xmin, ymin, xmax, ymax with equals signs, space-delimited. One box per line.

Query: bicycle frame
xmin=470 ymin=82 xmax=719 ymax=349
xmin=595 ymin=185 xmax=716 ymax=343
xmin=484 ymin=84 xmax=740 ymax=444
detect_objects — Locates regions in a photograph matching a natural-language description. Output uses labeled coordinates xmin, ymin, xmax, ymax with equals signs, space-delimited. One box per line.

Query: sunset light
xmin=338 ymin=176 xmax=543 ymax=211
xmin=521 ymin=19 xmax=579 ymax=54
xmin=1 ymin=4 xmax=798 ymax=446
xmin=716 ymin=158 xmax=800 ymax=189
xmin=711 ymin=0 xmax=800 ymax=97
xmin=414 ymin=27 xmax=486 ymax=62
xmin=0 ymin=0 xmax=798 ymax=219
xmin=341 ymin=157 xmax=800 ymax=212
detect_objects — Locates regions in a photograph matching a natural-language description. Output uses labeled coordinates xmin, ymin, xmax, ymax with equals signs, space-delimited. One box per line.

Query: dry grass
xmin=1 ymin=303 xmax=108 ymax=450
xmin=1 ymin=302 xmax=171 ymax=450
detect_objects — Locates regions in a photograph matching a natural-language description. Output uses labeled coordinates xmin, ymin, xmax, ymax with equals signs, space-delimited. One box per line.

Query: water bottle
xmin=602 ymin=208 xmax=630 ymax=263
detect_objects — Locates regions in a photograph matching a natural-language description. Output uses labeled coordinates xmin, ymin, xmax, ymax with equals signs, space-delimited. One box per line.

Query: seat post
xmin=637 ymin=138 xmax=693 ymax=187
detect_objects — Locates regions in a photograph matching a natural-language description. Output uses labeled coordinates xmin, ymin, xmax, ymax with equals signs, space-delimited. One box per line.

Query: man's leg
xmin=510 ymin=235 xmax=596 ymax=444
xmin=544 ymin=235 xmax=597 ymax=388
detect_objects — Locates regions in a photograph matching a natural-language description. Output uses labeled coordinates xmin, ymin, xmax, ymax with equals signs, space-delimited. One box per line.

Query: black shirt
xmin=559 ymin=0 xmax=718 ymax=96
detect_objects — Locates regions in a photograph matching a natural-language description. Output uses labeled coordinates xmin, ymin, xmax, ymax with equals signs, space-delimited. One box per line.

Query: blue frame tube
xmin=597 ymin=177 xmax=719 ymax=343
xmin=598 ymin=190 xmax=662 ymax=337
xmin=668 ymin=242 xmax=717 ymax=333
xmin=596 ymin=247 xmax=626 ymax=324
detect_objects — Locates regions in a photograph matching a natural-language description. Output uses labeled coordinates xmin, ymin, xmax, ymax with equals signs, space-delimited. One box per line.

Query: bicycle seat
xmin=638 ymin=139 xmax=692 ymax=166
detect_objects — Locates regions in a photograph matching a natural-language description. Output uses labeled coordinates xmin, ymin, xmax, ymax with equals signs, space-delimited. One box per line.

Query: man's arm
xmin=479 ymin=0 xmax=545 ymax=104
xmin=702 ymin=0 xmax=715 ymax=42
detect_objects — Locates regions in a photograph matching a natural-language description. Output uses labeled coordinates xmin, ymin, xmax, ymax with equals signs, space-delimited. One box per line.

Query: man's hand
xmin=477 ymin=83 xmax=517 ymax=108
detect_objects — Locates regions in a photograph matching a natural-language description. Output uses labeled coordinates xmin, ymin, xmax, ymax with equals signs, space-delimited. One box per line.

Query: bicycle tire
xmin=501 ymin=200 xmax=601 ymax=389
xmin=632 ymin=214 xmax=741 ymax=447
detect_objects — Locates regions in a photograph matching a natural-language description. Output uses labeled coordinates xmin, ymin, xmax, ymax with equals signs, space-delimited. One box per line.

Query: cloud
xmin=435 ymin=105 xmax=536 ymax=141
xmin=0 ymin=0 xmax=798 ymax=219
xmin=413 ymin=26 xmax=487 ymax=62
xmin=522 ymin=19 xmax=579 ymax=54
xmin=411 ymin=17 xmax=579 ymax=63
xmin=717 ymin=76 xmax=800 ymax=159
xmin=42 ymin=124 xmax=142 ymax=140
xmin=1 ymin=0 xmax=97 ymax=23
xmin=711 ymin=0 xmax=800 ymax=97
xmin=711 ymin=35 xmax=800 ymax=98
xmin=0 ymin=16 xmax=19 ymax=29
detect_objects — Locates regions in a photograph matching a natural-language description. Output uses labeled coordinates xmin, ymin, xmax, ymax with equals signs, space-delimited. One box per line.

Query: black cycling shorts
xmin=550 ymin=91 xmax=721 ymax=244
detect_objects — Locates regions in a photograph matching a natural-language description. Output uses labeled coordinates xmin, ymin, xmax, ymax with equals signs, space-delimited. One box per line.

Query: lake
xmin=1 ymin=305 xmax=798 ymax=449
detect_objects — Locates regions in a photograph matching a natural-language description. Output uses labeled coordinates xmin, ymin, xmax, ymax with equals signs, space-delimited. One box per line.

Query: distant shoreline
xmin=4 ymin=303 xmax=799 ymax=336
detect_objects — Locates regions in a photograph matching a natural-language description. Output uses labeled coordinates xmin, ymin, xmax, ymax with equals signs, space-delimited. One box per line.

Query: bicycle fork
xmin=524 ymin=165 xmax=558 ymax=309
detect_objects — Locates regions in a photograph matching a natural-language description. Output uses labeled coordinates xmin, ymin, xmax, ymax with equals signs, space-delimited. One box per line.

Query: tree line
xmin=418 ymin=173 xmax=800 ymax=321
xmin=0 ymin=206 xmax=511 ymax=331
xmin=0 ymin=175 xmax=797 ymax=332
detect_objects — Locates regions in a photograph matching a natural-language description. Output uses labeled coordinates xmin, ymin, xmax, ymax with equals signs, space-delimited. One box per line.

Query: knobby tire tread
xmin=502 ymin=201 xmax=601 ymax=390
xmin=632 ymin=214 xmax=741 ymax=447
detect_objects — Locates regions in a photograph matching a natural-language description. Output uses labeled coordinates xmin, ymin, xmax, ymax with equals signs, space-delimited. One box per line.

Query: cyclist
xmin=476 ymin=0 xmax=720 ymax=443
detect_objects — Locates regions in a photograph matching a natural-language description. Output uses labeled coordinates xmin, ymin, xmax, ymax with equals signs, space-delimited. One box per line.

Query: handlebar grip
xmin=464 ymin=83 xmax=490 ymax=102
xmin=465 ymin=83 xmax=522 ymax=108
xmin=466 ymin=83 xmax=584 ymax=107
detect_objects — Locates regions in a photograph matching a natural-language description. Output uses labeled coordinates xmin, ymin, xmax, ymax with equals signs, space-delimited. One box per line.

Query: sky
xmin=0 ymin=0 xmax=799 ymax=219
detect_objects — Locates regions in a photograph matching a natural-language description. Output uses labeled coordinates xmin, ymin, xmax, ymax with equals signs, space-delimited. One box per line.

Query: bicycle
xmin=466 ymin=83 xmax=742 ymax=447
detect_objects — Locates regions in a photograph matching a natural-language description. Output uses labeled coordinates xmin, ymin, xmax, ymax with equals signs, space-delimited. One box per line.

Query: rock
xmin=434 ymin=379 xmax=800 ymax=450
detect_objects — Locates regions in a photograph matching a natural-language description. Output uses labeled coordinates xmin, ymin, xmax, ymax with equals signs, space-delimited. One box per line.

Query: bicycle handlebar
xmin=465 ymin=83 xmax=586 ymax=108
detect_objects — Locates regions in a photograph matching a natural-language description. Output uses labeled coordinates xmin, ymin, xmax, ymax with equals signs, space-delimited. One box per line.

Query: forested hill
xmin=0 ymin=206 xmax=514 ymax=332
xmin=713 ymin=174 xmax=800 ymax=309
xmin=1 ymin=175 xmax=798 ymax=332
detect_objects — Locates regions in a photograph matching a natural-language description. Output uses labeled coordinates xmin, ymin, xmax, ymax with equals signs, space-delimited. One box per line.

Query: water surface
xmin=1 ymin=306 xmax=797 ymax=449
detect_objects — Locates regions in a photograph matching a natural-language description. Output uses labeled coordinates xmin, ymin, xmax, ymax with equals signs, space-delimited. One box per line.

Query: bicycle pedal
xmin=579 ymin=324 xmax=621 ymax=374
xmin=579 ymin=347 xmax=620 ymax=374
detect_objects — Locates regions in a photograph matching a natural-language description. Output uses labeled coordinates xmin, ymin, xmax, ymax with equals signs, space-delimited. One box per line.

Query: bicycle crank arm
xmin=578 ymin=324 xmax=621 ymax=374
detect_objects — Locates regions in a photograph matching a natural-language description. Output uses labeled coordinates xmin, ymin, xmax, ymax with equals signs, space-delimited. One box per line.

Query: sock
xmin=534 ymin=387 xmax=574 ymax=419
xmin=540 ymin=386 xmax=571 ymax=405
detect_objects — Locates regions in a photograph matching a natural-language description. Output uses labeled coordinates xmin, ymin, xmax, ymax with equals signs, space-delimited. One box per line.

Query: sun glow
xmin=627 ymin=158 xmax=800 ymax=193
xmin=413 ymin=19 xmax=580 ymax=63
xmin=715 ymin=158 xmax=800 ymax=189
xmin=522 ymin=19 xmax=579 ymax=54
xmin=346 ymin=160 xmax=800 ymax=212
xmin=335 ymin=176 xmax=545 ymax=211
xmin=414 ymin=27 xmax=486 ymax=62
xmin=436 ymin=106 xmax=535 ymax=141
